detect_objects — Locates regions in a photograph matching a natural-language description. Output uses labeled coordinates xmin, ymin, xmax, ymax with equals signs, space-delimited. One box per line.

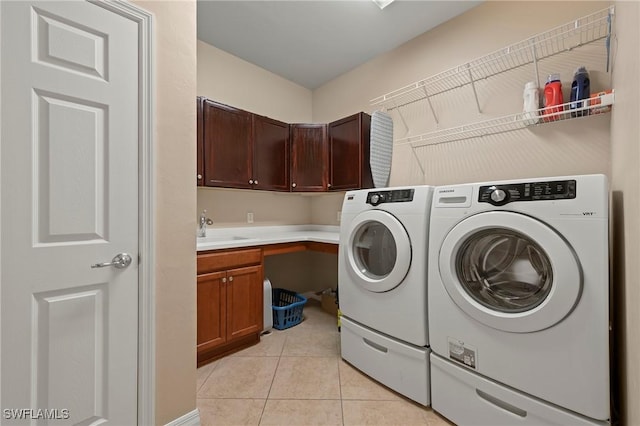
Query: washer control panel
xmin=479 ymin=179 xmax=576 ymax=206
xmin=367 ymin=189 xmax=414 ymax=206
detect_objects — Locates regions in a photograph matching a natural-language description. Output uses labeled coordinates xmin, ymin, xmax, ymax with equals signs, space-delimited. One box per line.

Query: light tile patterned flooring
xmin=197 ymin=300 xmax=452 ymax=425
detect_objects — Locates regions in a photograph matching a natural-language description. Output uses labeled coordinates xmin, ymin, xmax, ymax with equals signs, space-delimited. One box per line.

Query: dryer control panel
xmin=479 ymin=179 xmax=576 ymax=206
xmin=367 ymin=189 xmax=414 ymax=206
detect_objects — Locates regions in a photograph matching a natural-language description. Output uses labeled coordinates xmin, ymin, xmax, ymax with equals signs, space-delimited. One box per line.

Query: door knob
xmin=91 ymin=253 xmax=133 ymax=269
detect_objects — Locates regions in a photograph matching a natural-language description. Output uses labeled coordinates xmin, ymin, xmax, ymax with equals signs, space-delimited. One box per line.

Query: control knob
xmin=370 ymin=193 xmax=385 ymax=206
xmin=490 ymin=188 xmax=508 ymax=204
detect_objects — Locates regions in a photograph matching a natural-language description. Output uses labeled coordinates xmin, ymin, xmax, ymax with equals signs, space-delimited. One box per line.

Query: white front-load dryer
xmin=339 ymin=185 xmax=434 ymax=406
xmin=339 ymin=186 xmax=433 ymax=346
xmin=428 ymin=175 xmax=610 ymax=424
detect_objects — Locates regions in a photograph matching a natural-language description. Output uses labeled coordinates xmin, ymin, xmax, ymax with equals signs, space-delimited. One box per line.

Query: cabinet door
xmin=196 ymin=97 xmax=205 ymax=186
xmin=252 ymin=115 xmax=289 ymax=191
xmin=290 ymin=124 xmax=328 ymax=192
xmin=329 ymin=112 xmax=373 ymax=191
xmin=203 ymin=100 xmax=252 ymax=189
xmin=226 ymin=265 xmax=263 ymax=341
xmin=197 ymin=270 xmax=227 ymax=353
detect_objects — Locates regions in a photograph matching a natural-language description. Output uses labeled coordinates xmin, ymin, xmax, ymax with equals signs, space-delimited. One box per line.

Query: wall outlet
xmin=247 ymin=212 xmax=254 ymax=224
xmin=337 ymin=211 xmax=341 ymax=223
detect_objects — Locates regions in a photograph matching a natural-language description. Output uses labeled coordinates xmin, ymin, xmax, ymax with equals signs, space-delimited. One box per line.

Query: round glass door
xmin=438 ymin=211 xmax=582 ymax=333
xmin=345 ymin=210 xmax=411 ymax=292
xmin=456 ymin=228 xmax=553 ymax=313
xmin=353 ymin=221 xmax=397 ymax=280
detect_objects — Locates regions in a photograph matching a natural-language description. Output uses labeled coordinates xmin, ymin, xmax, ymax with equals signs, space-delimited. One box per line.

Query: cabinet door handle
xmin=197 ymin=174 xmax=202 ymax=180
xmin=228 ymin=276 xmax=234 ymax=282
xmin=222 ymin=277 xmax=227 ymax=283
xmin=254 ymin=180 xmax=258 ymax=185
xmin=292 ymin=183 xmax=297 ymax=188
xmin=249 ymin=179 xmax=254 ymax=184
xmin=328 ymin=183 xmax=332 ymax=188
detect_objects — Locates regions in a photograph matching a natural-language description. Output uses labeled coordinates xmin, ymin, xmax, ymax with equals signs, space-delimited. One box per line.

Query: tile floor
xmin=197 ymin=300 xmax=452 ymax=426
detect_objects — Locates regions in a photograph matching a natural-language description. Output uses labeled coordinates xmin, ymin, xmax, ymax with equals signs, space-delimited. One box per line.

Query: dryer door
xmin=438 ymin=211 xmax=581 ymax=333
xmin=345 ymin=210 xmax=411 ymax=293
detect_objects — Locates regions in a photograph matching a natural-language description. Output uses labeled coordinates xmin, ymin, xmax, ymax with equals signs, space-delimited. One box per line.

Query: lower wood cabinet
xmin=197 ymin=248 xmax=264 ymax=366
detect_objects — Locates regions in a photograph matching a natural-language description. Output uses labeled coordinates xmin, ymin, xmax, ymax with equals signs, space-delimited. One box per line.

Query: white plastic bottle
xmin=523 ymin=81 xmax=540 ymax=125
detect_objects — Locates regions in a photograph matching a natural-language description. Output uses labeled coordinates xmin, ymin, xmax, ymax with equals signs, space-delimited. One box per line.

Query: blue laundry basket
xmin=272 ymin=288 xmax=307 ymax=330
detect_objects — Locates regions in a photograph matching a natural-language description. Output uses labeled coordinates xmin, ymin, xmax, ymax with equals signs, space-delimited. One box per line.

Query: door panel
xmin=203 ymin=100 xmax=252 ymax=188
xmin=34 ymin=285 xmax=108 ymax=422
xmin=329 ymin=113 xmax=372 ymax=191
xmin=226 ymin=265 xmax=263 ymax=340
xmin=1 ymin=2 xmax=139 ymax=424
xmin=35 ymin=91 xmax=108 ymax=243
xmin=253 ymin=115 xmax=289 ymax=191
xmin=197 ymin=271 xmax=227 ymax=352
xmin=290 ymin=124 xmax=327 ymax=192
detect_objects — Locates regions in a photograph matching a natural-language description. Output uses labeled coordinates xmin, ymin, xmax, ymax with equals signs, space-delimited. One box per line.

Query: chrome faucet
xmin=198 ymin=209 xmax=209 ymax=237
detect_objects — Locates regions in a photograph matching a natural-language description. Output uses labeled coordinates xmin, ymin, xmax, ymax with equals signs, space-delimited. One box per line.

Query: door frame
xmin=0 ymin=1 xmax=156 ymax=424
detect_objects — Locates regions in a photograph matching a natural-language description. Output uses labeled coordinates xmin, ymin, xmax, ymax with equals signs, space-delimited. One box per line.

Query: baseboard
xmin=165 ymin=409 xmax=200 ymax=426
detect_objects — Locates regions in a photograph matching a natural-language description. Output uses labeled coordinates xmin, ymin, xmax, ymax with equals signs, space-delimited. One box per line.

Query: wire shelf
xmin=396 ymin=91 xmax=614 ymax=147
xmin=370 ymin=6 xmax=614 ymax=110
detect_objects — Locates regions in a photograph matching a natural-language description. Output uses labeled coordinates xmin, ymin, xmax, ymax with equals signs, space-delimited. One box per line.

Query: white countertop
xmin=196 ymin=225 xmax=340 ymax=252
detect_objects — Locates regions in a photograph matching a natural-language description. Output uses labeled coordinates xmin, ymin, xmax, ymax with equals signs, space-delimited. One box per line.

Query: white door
xmin=438 ymin=211 xmax=582 ymax=333
xmin=344 ymin=210 xmax=412 ymax=292
xmin=1 ymin=2 xmax=139 ymax=424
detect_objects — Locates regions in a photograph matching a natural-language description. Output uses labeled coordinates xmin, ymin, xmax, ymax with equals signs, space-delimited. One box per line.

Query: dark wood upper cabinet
xmin=328 ymin=112 xmax=373 ymax=191
xmin=197 ymin=96 xmax=372 ymax=192
xmin=252 ymin=115 xmax=290 ymax=191
xmin=290 ymin=124 xmax=328 ymax=192
xmin=202 ymin=99 xmax=252 ymax=189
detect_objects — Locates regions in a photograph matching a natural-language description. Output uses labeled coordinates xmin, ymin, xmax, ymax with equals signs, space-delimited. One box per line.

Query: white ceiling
xmin=197 ymin=1 xmax=482 ymax=89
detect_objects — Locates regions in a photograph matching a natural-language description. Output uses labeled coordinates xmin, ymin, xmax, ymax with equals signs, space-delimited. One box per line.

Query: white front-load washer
xmin=428 ymin=174 xmax=610 ymax=424
xmin=339 ymin=185 xmax=434 ymax=406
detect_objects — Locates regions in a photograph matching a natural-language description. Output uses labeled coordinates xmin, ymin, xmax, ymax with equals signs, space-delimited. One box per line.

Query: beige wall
xmin=198 ymin=40 xmax=312 ymax=123
xmin=312 ymin=1 xmax=612 ymax=187
xmin=133 ymin=1 xmax=198 ymax=424
xmin=198 ymin=187 xmax=312 ymax=228
xmin=611 ymin=2 xmax=640 ymax=424
xmin=310 ymin=193 xmax=345 ymax=226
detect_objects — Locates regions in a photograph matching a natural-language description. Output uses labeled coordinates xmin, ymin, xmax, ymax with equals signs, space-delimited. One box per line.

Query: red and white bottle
xmin=542 ymin=73 xmax=564 ymax=122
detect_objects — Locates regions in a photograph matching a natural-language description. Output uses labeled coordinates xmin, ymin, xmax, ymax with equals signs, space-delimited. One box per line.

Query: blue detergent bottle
xmin=570 ymin=66 xmax=590 ymax=117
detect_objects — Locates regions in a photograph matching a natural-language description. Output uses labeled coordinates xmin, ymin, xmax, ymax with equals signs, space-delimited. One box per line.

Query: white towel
xmin=370 ymin=111 xmax=393 ymax=188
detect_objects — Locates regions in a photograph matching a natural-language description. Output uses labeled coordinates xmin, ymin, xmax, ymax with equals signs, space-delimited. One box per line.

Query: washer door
xmin=345 ymin=210 xmax=412 ymax=293
xmin=439 ymin=211 xmax=582 ymax=333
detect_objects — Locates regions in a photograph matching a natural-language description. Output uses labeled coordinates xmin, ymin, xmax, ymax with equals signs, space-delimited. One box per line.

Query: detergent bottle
xmin=523 ymin=81 xmax=540 ymax=125
xmin=570 ymin=66 xmax=590 ymax=117
xmin=543 ymin=73 xmax=563 ymax=122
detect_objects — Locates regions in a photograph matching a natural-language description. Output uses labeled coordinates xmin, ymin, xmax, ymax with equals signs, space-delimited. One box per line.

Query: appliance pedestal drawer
xmin=340 ymin=316 xmax=430 ymax=406
xmin=430 ymin=353 xmax=608 ymax=425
